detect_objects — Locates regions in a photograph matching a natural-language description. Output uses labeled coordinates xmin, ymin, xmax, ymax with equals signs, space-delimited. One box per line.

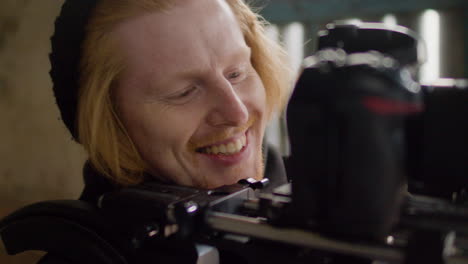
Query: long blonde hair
xmin=77 ymin=0 xmax=293 ymax=186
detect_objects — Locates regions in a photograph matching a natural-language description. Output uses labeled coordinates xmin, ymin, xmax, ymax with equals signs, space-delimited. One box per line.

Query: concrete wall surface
xmin=0 ymin=0 xmax=86 ymax=263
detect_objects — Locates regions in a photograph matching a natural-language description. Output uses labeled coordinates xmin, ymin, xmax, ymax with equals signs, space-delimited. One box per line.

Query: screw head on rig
xmin=238 ymin=178 xmax=270 ymax=190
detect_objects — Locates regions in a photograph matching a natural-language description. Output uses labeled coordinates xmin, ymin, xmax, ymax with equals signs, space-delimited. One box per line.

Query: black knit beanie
xmin=49 ymin=0 xmax=98 ymax=141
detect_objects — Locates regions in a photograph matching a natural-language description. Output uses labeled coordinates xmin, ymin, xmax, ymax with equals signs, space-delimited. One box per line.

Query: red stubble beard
xmin=188 ymin=115 xmax=266 ymax=189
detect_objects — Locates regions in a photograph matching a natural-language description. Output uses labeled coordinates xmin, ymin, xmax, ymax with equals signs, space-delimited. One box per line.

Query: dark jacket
xmin=37 ymin=145 xmax=288 ymax=264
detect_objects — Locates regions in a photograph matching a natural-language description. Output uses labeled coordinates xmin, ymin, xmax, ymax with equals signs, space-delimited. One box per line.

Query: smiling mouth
xmin=196 ymin=133 xmax=247 ymax=155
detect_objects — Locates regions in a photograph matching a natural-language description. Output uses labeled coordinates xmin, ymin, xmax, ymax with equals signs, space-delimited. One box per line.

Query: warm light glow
xmin=283 ymin=22 xmax=305 ymax=74
xmin=265 ymin=25 xmax=279 ymax=42
xmin=265 ymin=23 xmax=304 ymax=155
xmin=265 ymin=24 xmax=281 ymax=149
xmin=382 ymin=14 xmax=397 ymax=27
xmin=341 ymin=18 xmax=362 ymax=25
xmin=386 ymin=235 xmax=395 ymax=245
xmin=419 ymin=9 xmax=440 ymax=82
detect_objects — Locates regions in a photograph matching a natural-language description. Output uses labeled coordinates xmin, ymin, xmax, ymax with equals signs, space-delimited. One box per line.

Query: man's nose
xmin=206 ymin=79 xmax=249 ymax=127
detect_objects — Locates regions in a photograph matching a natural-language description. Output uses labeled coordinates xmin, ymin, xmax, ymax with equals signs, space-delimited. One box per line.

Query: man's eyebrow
xmin=226 ymin=46 xmax=252 ymax=62
xmin=230 ymin=46 xmax=251 ymax=58
xmin=173 ymin=47 xmax=252 ymax=79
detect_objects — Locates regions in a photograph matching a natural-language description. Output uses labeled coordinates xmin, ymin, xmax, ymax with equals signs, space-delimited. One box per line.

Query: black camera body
xmin=285 ymin=22 xmax=468 ymax=241
xmin=406 ymin=80 xmax=468 ymax=200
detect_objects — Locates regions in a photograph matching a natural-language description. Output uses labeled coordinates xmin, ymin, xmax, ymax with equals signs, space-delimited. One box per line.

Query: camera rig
xmin=1 ymin=22 xmax=468 ymax=264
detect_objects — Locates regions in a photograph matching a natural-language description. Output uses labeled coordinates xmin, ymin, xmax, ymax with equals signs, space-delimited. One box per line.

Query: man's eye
xmin=169 ymin=86 xmax=197 ymax=100
xmin=178 ymin=87 xmax=196 ymax=97
xmin=228 ymin=71 xmax=247 ymax=84
xmin=228 ymin=72 xmax=241 ymax=79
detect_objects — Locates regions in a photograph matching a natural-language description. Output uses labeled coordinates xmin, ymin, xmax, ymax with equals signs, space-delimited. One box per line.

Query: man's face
xmin=113 ymin=0 xmax=267 ymax=189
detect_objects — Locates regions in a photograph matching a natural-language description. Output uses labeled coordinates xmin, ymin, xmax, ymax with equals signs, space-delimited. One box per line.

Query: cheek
xmin=247 ymin=75 xmax=267 ymax=114
xmin=126 ymin=105 xmax=205 ymax=157
xmin=134 ymin=112 xmax=181 ymax=146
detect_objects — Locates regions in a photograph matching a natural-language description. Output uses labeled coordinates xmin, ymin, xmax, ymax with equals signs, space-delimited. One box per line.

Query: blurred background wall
xmin=0 ymin=0 xmax=86 ymax=263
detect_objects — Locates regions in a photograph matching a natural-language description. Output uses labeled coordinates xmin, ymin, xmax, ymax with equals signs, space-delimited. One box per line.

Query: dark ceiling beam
xmin=256 ymin=0 xmax=468 ymax=23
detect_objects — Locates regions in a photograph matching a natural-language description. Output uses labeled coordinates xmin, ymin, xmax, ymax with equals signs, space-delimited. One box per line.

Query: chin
xmin=205 ymin=164 xmax=264 ymax=190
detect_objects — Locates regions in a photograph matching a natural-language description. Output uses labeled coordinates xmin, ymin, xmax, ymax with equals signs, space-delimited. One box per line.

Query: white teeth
xmin=212 ymin=145 xmax=219 ymax=155
xmin=235 ymin=139 xmax=242 ymax=150
xmin=219 ymin=144 xmax=227 ymax=154
xmin=200 ymin=134 xmax=246 ymax=155
xmin=227 ymin=142 xmax=235 ymax=153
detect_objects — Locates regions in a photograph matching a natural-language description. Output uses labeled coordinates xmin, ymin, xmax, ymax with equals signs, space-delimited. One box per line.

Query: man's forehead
xmin=112 ymin=0 xmax=250 ymax=91
xmin=114 ymin=0 xmax=241 ymax=47
xmin=115 ymin=0 xmax=236 ymax=31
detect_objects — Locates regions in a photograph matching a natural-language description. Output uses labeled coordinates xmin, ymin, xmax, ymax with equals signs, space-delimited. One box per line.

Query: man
xmin=42 ymin=0 xmax=292 ymax=262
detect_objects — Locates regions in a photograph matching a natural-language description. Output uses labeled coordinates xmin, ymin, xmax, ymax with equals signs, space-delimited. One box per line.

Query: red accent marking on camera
xmin=362 ymin=96 xmax=423 ymax=115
